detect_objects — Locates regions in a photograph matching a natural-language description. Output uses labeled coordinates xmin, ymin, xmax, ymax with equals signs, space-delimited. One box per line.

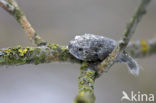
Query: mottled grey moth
xmin=68 ymin=34 xmax=139 ymax=75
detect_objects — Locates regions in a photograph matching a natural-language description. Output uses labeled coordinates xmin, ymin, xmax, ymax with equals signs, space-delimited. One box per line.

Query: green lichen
xmin=0 ymin=46 xmax=39 ymax=65
xmin=74 ymin=95 xmax=90 ymax=103
xmin=48 ymin=43 xmax=60 ymax=50
xmin=18 ymin=48 xmax=28 ymax=56
xmin=140 ymin=40 xmax=149 ymax=54
xmin=33 ymin=34 xmax=47 ymax=46
xmin=59 ymin=50 xmax=68 ymax=61
xmin=13 ymin=7 xmax=23 ymax=23
xmin=32 ymin=48 xmax=46 ymax=65
xmin=47 ymin=43 xmax=72 ymax=61
xmin=61 ymin=46 xmax=67 ymax=51
xmin=2 ymin=46 xmax=27 ymax=64
xmin=0 ymin=44 xmax=81 ymax=65
xmin=75 ymin=62 xmax=96 ymax=103
xmin=80 ymin=62 xmax=88 ymax=70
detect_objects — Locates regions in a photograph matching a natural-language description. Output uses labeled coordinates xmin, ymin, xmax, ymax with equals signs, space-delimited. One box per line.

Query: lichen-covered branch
xmin=0 ymin=44 xmax=82 ymax=65
xmin=97 ymin=0 xmax=151 ymax=74
xmin=74 ymin=62 xmax=96 ymax=103
xmin=0 ymin=39 xmax=156 ymax=65
xmin=0 ymin=0 xmax=46 ymax=46
xmin=0 ymin=1 xmax=154 ymax=103
xmin=127 ymin=39 xmax=156 ymax=58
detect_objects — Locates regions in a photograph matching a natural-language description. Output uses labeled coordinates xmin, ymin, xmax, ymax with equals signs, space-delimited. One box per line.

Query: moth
xmin=68 ymin=34 xmax=139 ymax=75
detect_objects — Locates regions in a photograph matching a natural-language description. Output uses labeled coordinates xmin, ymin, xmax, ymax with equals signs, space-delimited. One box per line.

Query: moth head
xmin=68 ymin=38 xmax=86 ymax=60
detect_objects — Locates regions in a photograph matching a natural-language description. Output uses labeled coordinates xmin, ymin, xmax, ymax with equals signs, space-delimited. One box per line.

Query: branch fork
xmin=0 ymin=0 xmax=153 ymax=103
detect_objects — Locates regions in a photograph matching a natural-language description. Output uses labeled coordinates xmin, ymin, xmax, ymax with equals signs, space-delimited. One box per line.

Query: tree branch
xmin=0 ymin=39 xmax=156 ymax=65
xmin=74 ymin=62 xmax=96 ymax=103
xmin=0 ymin=0 xmax=46 ymax=46
xmin=0 ymin=44 xmax=82 ymax=65
xmin=127 ymin=39 xmax=156 ymax=58
xmin=97 ymin=0 xmax=151 ymax=74
xmin=0 ymin=1 xmax=154 ymax=103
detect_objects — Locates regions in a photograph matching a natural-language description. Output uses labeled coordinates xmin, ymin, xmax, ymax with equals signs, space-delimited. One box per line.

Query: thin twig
xmin=127 ymin=39 xmax=156 ymax=58
xmin=97 ymin=0 xmax=151 ymax=74
xmin=0 ymin=0 xmax=14 ymax=13
xmin=0 ymin=0 xmax=46 ymax=46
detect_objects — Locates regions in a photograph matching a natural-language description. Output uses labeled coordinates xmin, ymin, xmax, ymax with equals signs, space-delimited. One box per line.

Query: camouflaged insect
xmin=68 ymin=34 xmax=139 ymax=75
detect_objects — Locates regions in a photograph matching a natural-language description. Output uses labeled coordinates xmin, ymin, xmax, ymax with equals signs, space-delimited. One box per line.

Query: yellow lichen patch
xmin=140 ymin=40 xmax=149 ymax=53
xmin=23 ymin=48 xmax=28 ymax=53
xmin=88 ymin=78 xmax=94 ymax=83
xmin=85 ymin=71 xmax=94 ymax=76
xmin=61 ymin=46 xmax=67 ymax=51
xmin=18 ymin=48 xmax=28 ymax=56
xmin=4 ymin=49 xmax=11 ymax=54
xmin=79 ymin=80 xmax=84 ymax=84
xmin=80 ymin=62 xmax=89 ymax=70
xmin=83 ymin=86 xmax=91 ymax=92
xmin=51 ymin=44 xmax=59 ymax=50
xmin=28 ymin=47 xmax=34 ymax=51
xmin=79 ymin=91 xmax=85 ymax=96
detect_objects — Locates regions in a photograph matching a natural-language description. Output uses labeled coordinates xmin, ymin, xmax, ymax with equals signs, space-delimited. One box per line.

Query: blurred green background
xmin=0 ymin=0 xmax=156 ymax=103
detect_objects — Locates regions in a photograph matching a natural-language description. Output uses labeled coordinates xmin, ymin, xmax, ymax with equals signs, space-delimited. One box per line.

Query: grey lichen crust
xmin=68 ymin=34 xmax=140 ymax=75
